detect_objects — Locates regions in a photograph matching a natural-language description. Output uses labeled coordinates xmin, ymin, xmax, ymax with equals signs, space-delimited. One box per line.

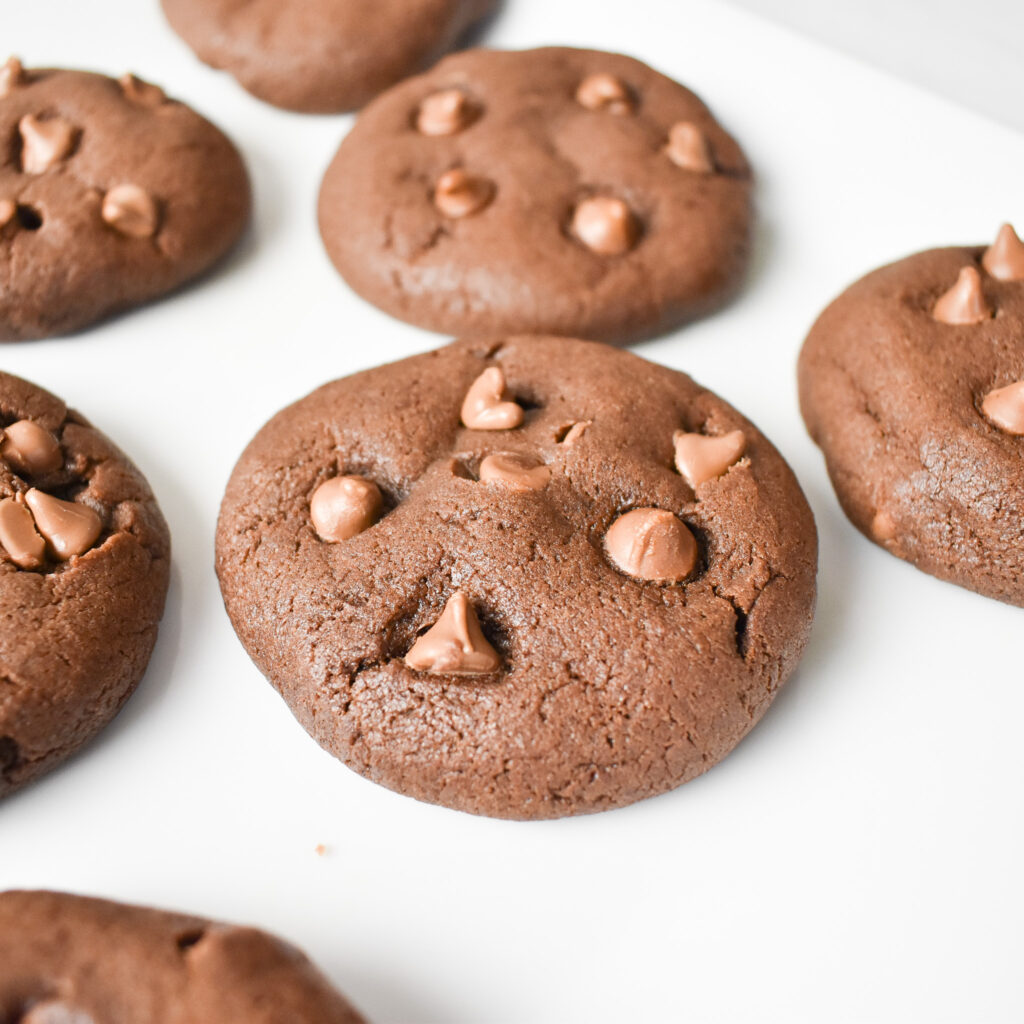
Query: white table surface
xmin=723 ymin=0 xmax=1024 ymax=135
xmin=1 ymin=2 xmax=1022 ymax=1022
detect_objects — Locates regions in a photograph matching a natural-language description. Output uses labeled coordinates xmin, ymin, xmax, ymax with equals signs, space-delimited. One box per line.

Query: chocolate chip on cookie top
xmin=0 ymin=891 xmax=367 ymax=1023
xmin=0 ymin=62 xmax=250 ymax=341
xmin=216 ymin=336 xmax=816 ymax=819
xmin=0 ymin=372 xmax=170 ymax=797
xmin=799 ymin=225 xmax=1024 ymax=604
xmin=318 ymin=47 xmax=754 ymax=345
xmin=160 ymin=0 xmax=497 ymax=113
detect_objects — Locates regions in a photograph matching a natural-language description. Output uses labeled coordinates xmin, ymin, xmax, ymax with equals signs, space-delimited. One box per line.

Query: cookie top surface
xmin=0 ymin=891 xmax=365 ymax=1023
xmin=160 ymin=0 xmax=497 ymax=113
xmin=0 ymin=62 xmax=250 ymax=341
xmin=216 ymin=336 xmax=816 ymax=819
xmin=0 ymin=372 xmax=170 ymax=797
xmin=318 ymin=47 xmax=753 ymax=344
xmin=798 ymin=227 xmax=1024 ymax=605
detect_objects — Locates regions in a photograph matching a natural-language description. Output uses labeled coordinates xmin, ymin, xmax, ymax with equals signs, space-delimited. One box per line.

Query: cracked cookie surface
xmin=0 ymin=62 xmax=250 ymax=341
xmin=318 ymin=47 xmax=753 ymax=345
xmin=798 ymin=232 xmax=1024 ymax=605
xmin=0 ymin=891 xmax=365 ymax=1023
xmin=0 ymin=372 xmax=170 ymax=798
xmin=161 ymin=0 xmax=496 ymax=113
xmin=216 ymin=336 xmax=816 ymax=819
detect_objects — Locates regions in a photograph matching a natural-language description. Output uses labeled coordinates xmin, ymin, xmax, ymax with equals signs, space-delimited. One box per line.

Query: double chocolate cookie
xmin=0 ymin=60 xmax=250 ymax=341
xmin=0 ymin=891 xmax=365 ymax=1023
xmin=318 ymin=47 xmax=753 ymax=344
xmin=161 ymin=0 xmax=496 ymax=113
xmin=216 ymin=336 xmax=816 ymax=819
xmin=799 ymin=225 xmax=1024 ymax=604
xmin=0 ymin=372 xmax=170 ymax=797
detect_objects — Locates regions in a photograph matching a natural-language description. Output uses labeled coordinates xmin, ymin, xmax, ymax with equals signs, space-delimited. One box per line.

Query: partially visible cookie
xmin=798 ymin=224 xmax=1024 ymax=605
xmin=0 ymin=61 xmax=250 ymax=341
xmin=318 ymin=47 xmax=753 ymax=344
xmin=0 ymin=372 xmax=170 ymax=797
xmin=160 ymin=0 xmax=497 ymax=113
xmin=0 ymin=891 xmax=366 ymax=1023
xmin=216 ymin=335 xmax=816 ymax=819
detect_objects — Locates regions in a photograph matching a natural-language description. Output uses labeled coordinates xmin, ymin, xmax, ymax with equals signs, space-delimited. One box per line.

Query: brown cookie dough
xmin=318 ymin=47 xmax=753 ymax=345
xmin=0 ymin=60 xmax=250 ymax=341
xmin=0 ymin=891 xmax=366 ymax=1023
xmin=160 ymin=0 xmax=497 ymax=114
xmin=216 ymin=336 xmax=816 ymax=819
xmin=798 ymin=225 xmax=1024 ymax=605
xmin=0 ymin=372 xmax=170 ymax=798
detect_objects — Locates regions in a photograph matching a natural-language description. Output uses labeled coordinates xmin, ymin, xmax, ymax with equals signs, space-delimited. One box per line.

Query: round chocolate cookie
xmin=0 ymin=372 xmax=170 ymax=797
xmin=0 ymin=891 xmax=366 ymax=1023
xmin=160 ymin=0 xmax=497 ymax=114
xmin=0 ymin=60 xmax=250 ymax=341
xmin=216 ymin=336 xmax=816 ymax=819
xmin=318 ymin=47 xmax=753 ymax=345
xmin=799 ymin=225 xmax=1024 ymax=605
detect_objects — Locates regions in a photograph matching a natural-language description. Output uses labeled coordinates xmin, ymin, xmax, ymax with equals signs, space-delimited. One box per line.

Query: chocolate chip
xmin=433 ymin=169 xmax=495 ymax=219
xmin=673 ymin=429 xmax=745 ymax=489
xmin=101 ymin=184 xmax=159 ymax=239
xmin=0 ymin=57 xmax=24 ymax=98
xmin=605 ymin=508 xmax=698 ymax=583
xmin=24 ymin=489 xmax=102 ymax=561
xmin=665 ymin=121 xmax=715 ymax=173
xmin=404 ymin=592 xmax=501 ymax=675
xmin=310 ymin=476 xmax=382 ymax=542
xmin=933 ymin=266 xmax=992 ymax=325
xmin=575 ymin=72 xmax=634 ymax=114
xmin=0 ymin=419 xmax=63 ymax=476
xmin=981 ymin=380 xmax=1024 ymax=435
xmin=982 ymin=223 xmax=1024 ymax=282
xmin=570 ymin=196 xmax=640 ymax=256
xmin=119 ymin=72 xmax=166 ymax=108
xmin=18 ymin=114 xmax=78 ymax=174
xmin=460 ymin=367 xmax=524 ymax=431
xmin=479 ymin=452 xmax=551 ymax=491
xmin=416 ymin=88 xmax=477 ymax=135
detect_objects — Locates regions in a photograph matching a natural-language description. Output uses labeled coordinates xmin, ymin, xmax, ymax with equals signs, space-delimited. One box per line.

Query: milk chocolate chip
xmin=673 ymin=429 xmax=745 ymax=488
xmin=575 ymin=73 xmax=634 ymax=114
xmin=933 ymin=266 xmax=992 ymax=325
xmin=119 ymin=72 xmax=166 ymax=107
xmin=310 ymin=475 xmax=383 ymax=542
xmin=404 ymin=591 xmax=501 ymax=674
xmin=982 ymin=223 xmax=1024 ymax=282
xmin=0 ymin=497 xmax=46 ymax=569
xmin=605 ymin=508 xmax=697 ymax=583
xmin=665 ymin=121 xmax=715 ymax=173
xmin=434 ymin=169 xmax=494 ymax=218
xmin=24 ymin=489 xmax=102 ymax=560
xmin=571 ymin=196 xmax=640 ymax=256
xmin=0 ymin=420 xmax=62 ymax=476
xmin=981 ymin=380 xmax=1024 ymax=435
xmin=558 ymin=420 xmax=590 ymax=445
xmin=479 ymin=452 xmax=551 ymax=490
xmin=19 ymin=999 xmax=94 ymax=1024
xmin=460 ymin=368 xmax=524 ymax=430
xmin=417 ymin=88 xmax=476 ymax=135
xmin=0 ymin=57 xmax=24 ymax=98
xmin=19 ymin=114 xmax=78 ymax=174
xmin=101 ymin=184 xmax=160 ymax=239
xmin=871 ymin=509 xmax=898 ymax=543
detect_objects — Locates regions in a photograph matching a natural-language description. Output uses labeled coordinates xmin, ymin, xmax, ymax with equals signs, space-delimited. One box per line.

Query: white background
xmin=723 ymin=0 xmax=1024 ymax=134
xmin=1 ymin=2 xmax=1023 ymax=1022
